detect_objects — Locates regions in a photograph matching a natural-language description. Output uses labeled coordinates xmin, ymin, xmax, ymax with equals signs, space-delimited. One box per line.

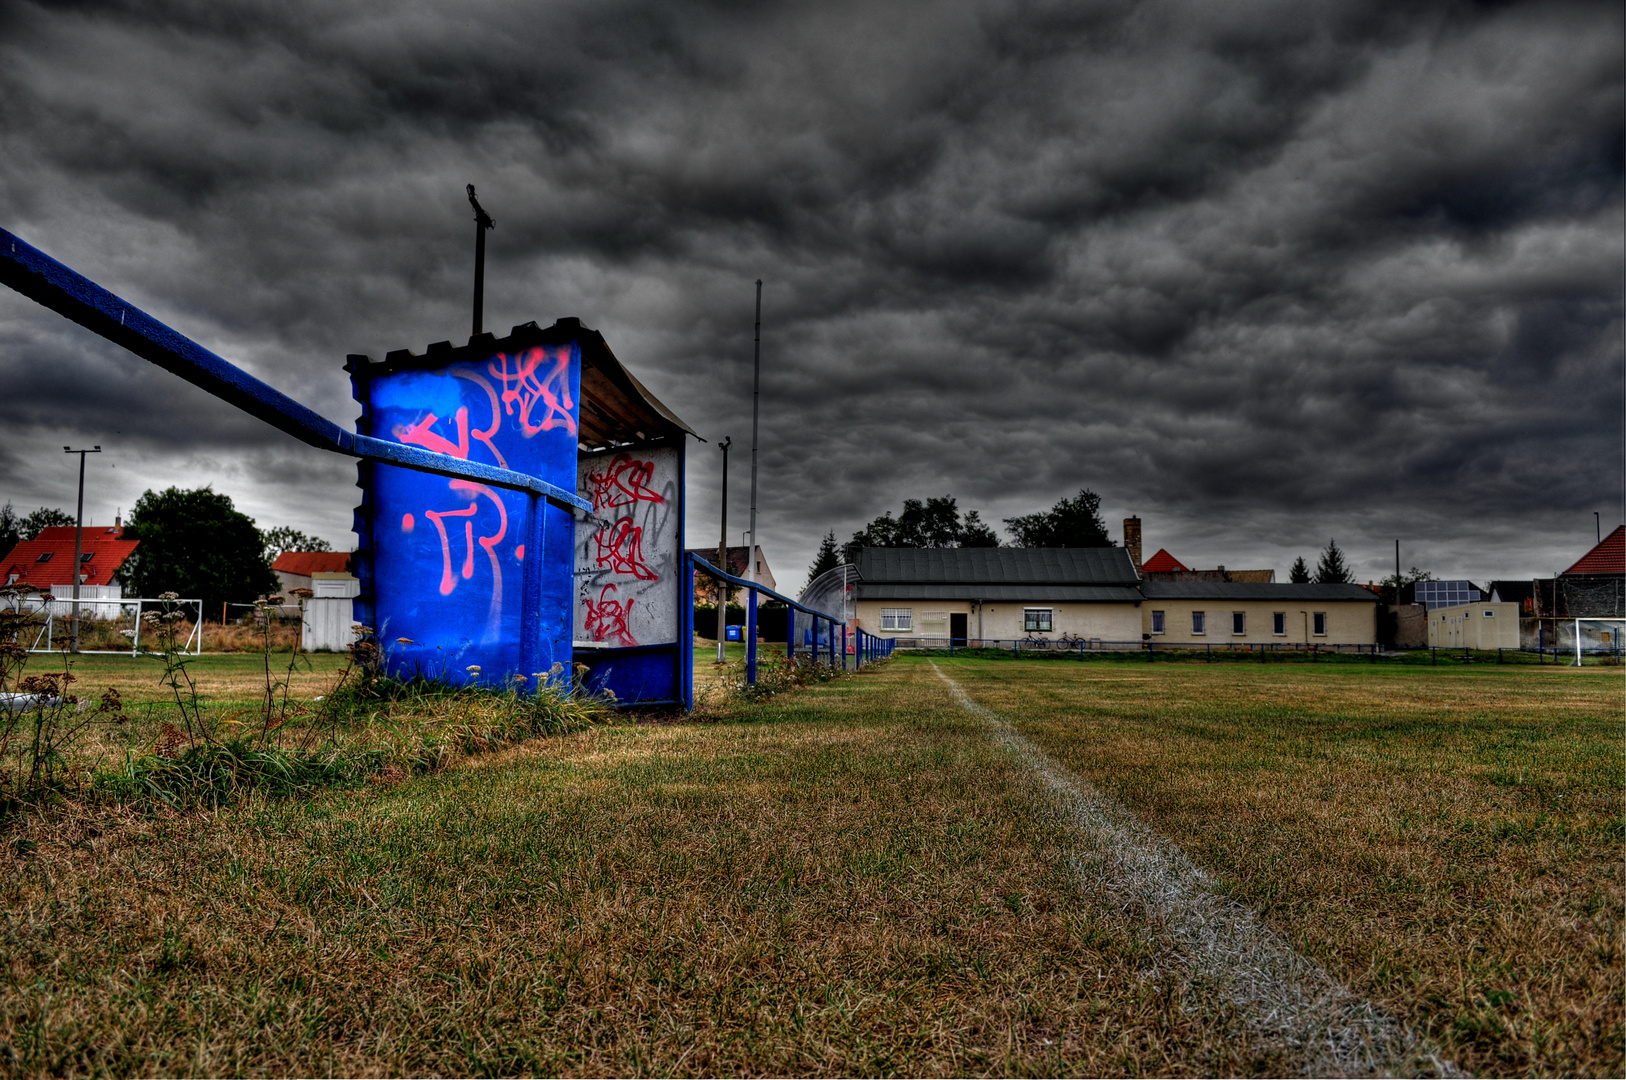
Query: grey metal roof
xmin=856 ymin=546 xmax=1139 ymax=585
xmin=1139 ymin=581 xmax=1378 ymax=602
xmin=855 ymin=583 xmax=1143 ymax=603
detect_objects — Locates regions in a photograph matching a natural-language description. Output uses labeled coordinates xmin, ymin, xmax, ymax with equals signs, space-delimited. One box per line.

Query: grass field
xmin=1 ymin=653 xmax=1619 ymax=1075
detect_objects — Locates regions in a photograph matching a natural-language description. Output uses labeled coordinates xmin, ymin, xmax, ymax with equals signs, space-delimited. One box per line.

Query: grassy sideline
xmin=0 ymin=653 xmax=1620 ymax=1074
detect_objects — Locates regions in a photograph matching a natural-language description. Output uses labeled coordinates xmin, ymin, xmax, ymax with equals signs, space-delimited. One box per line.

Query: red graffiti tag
xmin=489 ymin=347 xmax=576 ymax=438
xmin=584 ymin=584 xmax=638 ymax=647
xmin=593 ymin=517 xmax=658 ymax=581
xmin=585 ymin=455 xmax=665 ymax=513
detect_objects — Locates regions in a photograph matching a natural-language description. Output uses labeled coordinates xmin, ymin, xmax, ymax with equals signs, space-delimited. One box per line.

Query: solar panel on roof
xmin=1415 ymin=580 xmax=1480 ymax=611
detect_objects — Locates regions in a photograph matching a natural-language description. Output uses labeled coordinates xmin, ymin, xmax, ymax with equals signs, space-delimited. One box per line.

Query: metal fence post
xmin=787 ymin=607 xmax=795 ymax=661
xmin=746 ymin=589 xmax=758 ymax=685
xmin=842 ymin=624 xmax=848 ymax=671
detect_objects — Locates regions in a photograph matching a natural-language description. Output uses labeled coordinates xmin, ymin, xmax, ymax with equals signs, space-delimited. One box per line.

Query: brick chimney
xmin=1123 ymin=516 xmax=1142 ymax=573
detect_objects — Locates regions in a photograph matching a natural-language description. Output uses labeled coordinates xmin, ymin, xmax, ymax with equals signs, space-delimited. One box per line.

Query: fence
xmin=887 ymin=636 xmax=1623 ymax=666
xmin=688 ymin=554 xmax=892 ymax=684
xmin=14 ymin=597 xmax=205 ymax=655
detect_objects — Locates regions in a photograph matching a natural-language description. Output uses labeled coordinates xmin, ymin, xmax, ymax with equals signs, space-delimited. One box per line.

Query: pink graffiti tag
xmin=489 ymin=347 xmax=576 ymax=438
xmin=424 ymin=503 xmax=479 ymax=595
xmin=593 ymin=517 xmax=659 ymax=581
xmin=394 ymin=407 xmax=470 ymax=459
xmin=452 ymin=368 xmax=508 ymax=468
xmin=584 ymin=455 xmax=665 ymax=513
xmin=584 ymin=584 xmax=638 ymax=647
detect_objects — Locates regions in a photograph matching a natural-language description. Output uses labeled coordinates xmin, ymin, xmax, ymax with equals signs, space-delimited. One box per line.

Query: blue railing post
xmin=842 ymin=624 xmax=848 ymax=671
xmin=747 ymin=589 xmax=758 ymax=685
xmin=787 ymin=606 xmax=795 ymax=661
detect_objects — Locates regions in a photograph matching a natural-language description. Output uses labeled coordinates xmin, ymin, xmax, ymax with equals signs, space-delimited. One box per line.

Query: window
xmin=1312 ymin=612 xmax=1327 ymax=636
xmin=79 ymin=553 xmax=94 ymax=563
xmin=1483 ymin=609 xmax=1495 ymax=618
xmin=1151 ymin=610 xmax=1165 ymax=634
xmin=1232 ymin=612 xmax=1246 ymax=635
xmin=1191 ymin=611 xmax=1205 ymax=635
xmin=1272 ymin=612 xmax=1286 ymax=636
xmin=879 ymin=608 xmax=912 ymax=632
xmin=1023 ymin=608 xmax=1053 ymax=632
xmin=35 ymin=552 xmax=53 ymax=563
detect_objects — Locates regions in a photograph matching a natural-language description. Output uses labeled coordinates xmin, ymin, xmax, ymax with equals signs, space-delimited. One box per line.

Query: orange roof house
xmin=1562 ymin=526 xmax=1624 ymax=576
xmin=270 ymin=551 xmax=352 ymax=577
xmin=1140 ymin=548 xmax=1188 ymax=574
xmin=1 ymin=525 xmax=138 ymax=590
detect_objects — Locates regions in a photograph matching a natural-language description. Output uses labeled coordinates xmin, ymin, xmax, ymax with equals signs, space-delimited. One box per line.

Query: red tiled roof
xmin=0 ymin=526 xmax=138 ymax=588
xmin=1562 ymin=525 xmax=1624 ymax=576
xmin=271 ymin=551 xmax=352 ymax=576
xmin=1140 ymin=548 xmax=1188 ymax=573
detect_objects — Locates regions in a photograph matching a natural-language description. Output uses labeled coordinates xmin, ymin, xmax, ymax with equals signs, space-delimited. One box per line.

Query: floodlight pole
xmin=746 ymin=279 xmax=762 ymax=591
xmin=716 ymin=436 xmax=732 ymax=662
xmin=467 ymin=185 xmax=494 ymax=337
xmin=64 ymin=444 xmax=101 ymax=654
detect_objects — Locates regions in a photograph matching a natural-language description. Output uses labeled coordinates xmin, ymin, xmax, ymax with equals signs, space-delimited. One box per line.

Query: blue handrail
xmin=0 ymin=227 xmax=589 ymax=514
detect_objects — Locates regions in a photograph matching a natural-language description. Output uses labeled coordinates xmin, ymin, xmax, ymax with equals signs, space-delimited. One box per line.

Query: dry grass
xmin=0 ymin=654 xmax=1617 ymax=1075
xmin=4 ymin=661 xmax=1309 ymax=1077
xmin=938 ymin=657 xmax=1623 ymax=1076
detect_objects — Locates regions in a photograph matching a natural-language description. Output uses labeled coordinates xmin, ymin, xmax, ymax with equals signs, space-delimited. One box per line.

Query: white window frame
xmin=1483 ymin=609 xmax=1495 ymax=618
xmin=1272 ymin=611 xmax=1286 ymax=636
xmin=1191 ymin=610 xmax=1205 ymax=635
xmin=1312 ymin=611 xmax=1327 ymax=637
xmin=1231 ymin=611 xmax=1246 ymax=636
xmin=879 ymin=607 xmax=912 ymax=632
xmin=1151 ymin=610 xmax=1165 ymax=635
xmin=1023 ymin=607 xmax=1053 ymax=632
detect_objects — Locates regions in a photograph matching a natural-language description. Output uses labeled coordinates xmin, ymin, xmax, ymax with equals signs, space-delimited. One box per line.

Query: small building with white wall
xmin=301 ymin=572 xmax=361 ymax=652
xmin=850 ymin=547 xmax=1144 ymax=644
xmin=1140 ymin=582 xmax=1380 ymax=646
xmin=1425 ymin=601 xmax=1520 ymax=650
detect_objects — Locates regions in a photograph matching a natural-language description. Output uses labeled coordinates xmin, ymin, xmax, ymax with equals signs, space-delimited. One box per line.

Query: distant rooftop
xmin=1563 ymin=526 xmax=1624 ymax=576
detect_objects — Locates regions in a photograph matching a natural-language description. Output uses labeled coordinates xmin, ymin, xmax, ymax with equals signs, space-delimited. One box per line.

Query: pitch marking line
xmin=929 ymin=662 xmax=1456 ymax=1078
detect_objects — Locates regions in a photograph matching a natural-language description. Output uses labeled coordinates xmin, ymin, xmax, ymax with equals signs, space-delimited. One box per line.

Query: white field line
xmin=929 ymin=662 xmax=1455 ymax=1078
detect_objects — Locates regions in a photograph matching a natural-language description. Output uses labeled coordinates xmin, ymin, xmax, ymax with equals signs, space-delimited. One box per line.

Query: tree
xmin=117 ymin=487 xmax=277 ymax=619
xmin=848 ymin=495 xmax=1002 ymax=551
xmin=1003 ymin=488 xmax=1112 ymax=548
xmin=1313 ymin=538 xmax=1351 ymax=584
xmin=20 ymin=507 xmax=73 ymax=540
xmin=958 ymin=510 xmax=1000 ymax=548
xmin=804 ymin=530 xmax=841 ymax=591
xmin=1288 ymin=556 xmax=1311 ymax=584
xmin=0 ymin=503 xmax=20 ymax=557
xmin=261 ymin=526 xmax=332 ymax=563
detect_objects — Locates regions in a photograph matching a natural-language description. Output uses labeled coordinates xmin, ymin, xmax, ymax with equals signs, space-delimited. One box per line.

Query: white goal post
xmin=1571 ymin=617 xmax=1625 ymax=666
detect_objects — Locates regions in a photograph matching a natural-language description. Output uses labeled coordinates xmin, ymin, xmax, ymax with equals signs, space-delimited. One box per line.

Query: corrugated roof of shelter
xmin=1140 ymin=581 xmax=1378 ymax=602
xmin=855 ymin=582 xmax=1142 ymax=603
xmin=347 ymin=317 xmax=698 ymax=451
xmin=1140 ymin=548 xmax=1187 ymax=573
xmin=1562 ymin=526 xmax=1624 ymax=576
xmin=0 ymin=526 xmax=138 ymax=588
xmin=856 ymin=546 xmax=1140 ymax=585
xmin=272 ymin=551 xmax=352 ymax=576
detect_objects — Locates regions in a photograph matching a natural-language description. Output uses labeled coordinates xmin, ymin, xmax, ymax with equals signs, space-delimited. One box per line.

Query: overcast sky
xmin=1 ymin=0 xmax=1620 ymax=591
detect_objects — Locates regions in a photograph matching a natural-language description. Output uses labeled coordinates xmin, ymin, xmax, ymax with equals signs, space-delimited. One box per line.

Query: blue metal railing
xmin=689 ymin=553 xmax=891 ymax=681
xmin=0 ymin=228 xmax=589 ymax=515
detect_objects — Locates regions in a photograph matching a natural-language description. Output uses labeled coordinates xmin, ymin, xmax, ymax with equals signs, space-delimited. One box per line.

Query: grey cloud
xmin=0 ymin=0 xmax=1619 ymax=587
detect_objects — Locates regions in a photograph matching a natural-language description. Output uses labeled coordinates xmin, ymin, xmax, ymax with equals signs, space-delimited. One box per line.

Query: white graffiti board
xmin=574 ymin=446 xmax=680 ymax=647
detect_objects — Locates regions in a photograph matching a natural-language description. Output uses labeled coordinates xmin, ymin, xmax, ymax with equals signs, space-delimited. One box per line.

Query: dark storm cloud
xmin=0 ymin=0 xmax=1619 ymax=582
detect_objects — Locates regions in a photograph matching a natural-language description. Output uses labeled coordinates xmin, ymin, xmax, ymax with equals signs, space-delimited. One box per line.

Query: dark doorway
xmin=950 ymin=613 xmax=968 ymax=647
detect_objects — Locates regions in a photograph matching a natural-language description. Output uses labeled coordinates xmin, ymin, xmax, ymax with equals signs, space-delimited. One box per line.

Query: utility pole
xmin=1597 ymin=512 xmax=1602 ymax=545
xmin=64 ymin=445 xmax=101 ymax=654
xmin=467 ymin=185 xmax=494 ymax=337
xmin=716 ymin=436 xmax=732 ymax=663
xmin=746 ymin=279 xmax=762 ymax=588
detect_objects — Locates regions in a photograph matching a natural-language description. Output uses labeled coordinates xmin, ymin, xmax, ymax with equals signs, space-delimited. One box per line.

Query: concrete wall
xmin=854 ymin=599 xmax=1142 ymax=643
xmin=1144 ymin=599 xmax=1376 ymax=645
xmin=1425 ymin=602 xmax=1521 ymax=649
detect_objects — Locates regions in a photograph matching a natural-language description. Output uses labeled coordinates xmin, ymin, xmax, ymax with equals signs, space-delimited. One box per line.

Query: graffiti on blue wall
xmin=358 ymin=342 xmax=581 ymax=685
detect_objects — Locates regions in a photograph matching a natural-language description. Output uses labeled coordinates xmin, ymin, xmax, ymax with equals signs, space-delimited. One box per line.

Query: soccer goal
xmin=1570 ymin=618 xmax=1625 ymax=666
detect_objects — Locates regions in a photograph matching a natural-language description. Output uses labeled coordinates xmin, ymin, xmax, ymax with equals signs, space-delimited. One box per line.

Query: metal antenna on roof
xmin=467 ymin=185 xmax=494 ymax=337
xmin=64 ymin=444 xmax=101 ymax=654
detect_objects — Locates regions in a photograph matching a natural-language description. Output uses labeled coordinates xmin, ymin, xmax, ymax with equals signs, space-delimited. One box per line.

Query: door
xmin=950 ymin=612 xmax=968 ymax=647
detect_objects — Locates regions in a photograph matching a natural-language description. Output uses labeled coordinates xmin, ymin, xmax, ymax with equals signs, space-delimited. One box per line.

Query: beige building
xmin=852 ymin=547 xmax=1144 ymax=644
xmin=1425 ymin=601 xmax=1520 ymax=649
xmin=1140 ymin=582 xmax=1378 ymax=646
